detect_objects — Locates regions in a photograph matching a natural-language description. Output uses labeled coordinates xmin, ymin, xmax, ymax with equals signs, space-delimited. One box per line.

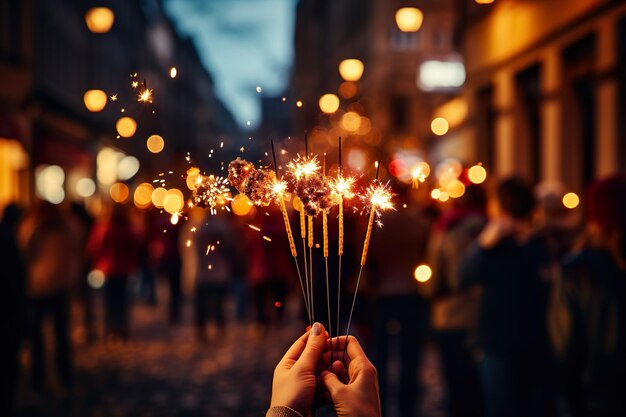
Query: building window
xmin=389 ymin=28 xmax=420 ymax=52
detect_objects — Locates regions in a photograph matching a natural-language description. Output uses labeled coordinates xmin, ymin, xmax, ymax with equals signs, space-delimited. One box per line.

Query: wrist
xmin=266 ymin=405 xmax=304 ymax=417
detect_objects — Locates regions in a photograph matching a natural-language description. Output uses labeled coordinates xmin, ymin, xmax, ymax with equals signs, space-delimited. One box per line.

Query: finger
xmin=278 ymin=330 xmax=310 ymax=368
xmin=294 ymin=322 xmax=326 ymax=371
xmin=321 ymin=370 xmax=344 ymax=397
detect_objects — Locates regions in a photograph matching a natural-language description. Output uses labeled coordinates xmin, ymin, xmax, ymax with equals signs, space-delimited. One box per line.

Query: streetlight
xmin=85 ymin=7 xmax=115 ymax=34
xmin=338 ymin=59 xmax=364 ymax=82
xmin=395 ymin=7 xmax=423 ymax=32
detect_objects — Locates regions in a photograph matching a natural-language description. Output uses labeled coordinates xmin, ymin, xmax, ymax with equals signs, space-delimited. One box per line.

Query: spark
xmin=190 ymin=227 xmax=197 ymax=232
xmin=287 ymin=155 xmax=320 ymax=180
xmin=263 ymin=236 xmax=272 ymax=242
xmin=248 ymin=224 xmax=261 ymax=232
xmin=361 ymin=182 xmax=395 ymax=215
xmin=131 ymin=81 xmax=139 ymax=88
xmin=271 ymin=180 xmax=287 ymax=197
xmin=330 ymin=175 xmax=356 ymax=200
xmin=138 ymin=88 xmax=153 ymax=103
xmin=110 ymin=94 xmax=118 ymax=101
xmin=240 ymin=146 xmax=245 ymax=153
xmin=186 ymin=240 xmax=191 ymax=247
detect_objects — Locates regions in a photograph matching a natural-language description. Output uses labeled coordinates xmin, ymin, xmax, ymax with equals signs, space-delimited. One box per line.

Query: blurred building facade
xmin=0 ymin=0 xmax=239 ymax=214
xmin=440 ymin=0 xmax=626 ymax=193
xmin=292 ymin=0 xmax=460 ymax=174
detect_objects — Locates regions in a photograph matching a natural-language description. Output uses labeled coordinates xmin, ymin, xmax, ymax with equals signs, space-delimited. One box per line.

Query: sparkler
xmin=190 ymin=175 xmax=230 ymax=213
xmin=271 ymin=140 xmax=310 ymax=325
xmin=138 ymin=88 xmax=153 ymax=103
xmin=342 ymin=162 xmax=394 ymax=362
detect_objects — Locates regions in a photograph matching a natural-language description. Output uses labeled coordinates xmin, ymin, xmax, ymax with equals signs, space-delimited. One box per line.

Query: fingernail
xmin=312 ymin=322 xmax=322 ymax=336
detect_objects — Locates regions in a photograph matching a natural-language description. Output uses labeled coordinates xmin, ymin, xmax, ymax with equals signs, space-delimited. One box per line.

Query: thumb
xmin=296 ymin=322 xmax=326 ymax=371
xmin=321 ymin=370 xmax=343 ymax=397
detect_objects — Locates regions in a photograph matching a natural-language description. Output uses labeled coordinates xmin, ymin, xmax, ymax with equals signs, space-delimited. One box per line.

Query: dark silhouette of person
xmin=427 ymin=185 xmax=487 ymax=417
xmin=0 ymin=204 xmax=27 ymax=416
xmin=459 ymin=177 xmax=555 ymax=417
xmin=551 ymin=175 xmax=626 ymax=417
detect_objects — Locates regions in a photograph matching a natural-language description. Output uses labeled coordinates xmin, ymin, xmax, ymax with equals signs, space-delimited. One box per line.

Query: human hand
xmin=270 ymin=323 xmax=327 ymax=416
xmin=319 ymin=336 xmax=381 ymax=417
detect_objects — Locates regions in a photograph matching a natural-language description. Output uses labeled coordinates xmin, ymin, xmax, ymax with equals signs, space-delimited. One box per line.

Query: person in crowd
xmin=427 ymin=185 xmax=486 ymax=417
xmin=550 ymin=175 xmax=626 ymax=417
xmin=367 ymin=185 xmax=434 ymax=417
xmin=0 ymin=204 xmax=27 ymax=416
xmin=192 ymin=210 xmax=235 ymax=342
xmin=247 ymin=210 xmax=292 ymax=330
xmin=267 ymin=322 xmax=381 ymax=417
xmin=459 ymin=177 xmax=555 ymax=417
xmin=20 ymin=201 xmax=80 ymax=389
xmin=68 ymin=201 xmax=96 ymax=342
xmin=158 ymin=214 xmax=183 ymax=324
xmin=87 ymin=204 xmax=141 ymax=340
xmin=534 ymin=183 xmax=579 ymax=262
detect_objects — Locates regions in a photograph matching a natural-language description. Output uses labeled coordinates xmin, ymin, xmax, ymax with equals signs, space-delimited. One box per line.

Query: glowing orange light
xmin=116 ymin=117 xmax=137 ymax=138
xmin=163 ymin=189 xmax=184 ymax=214
xmin=232 ymin=193 xmax=253 ymax=216
xmin=133 ymin=183 xmax=154 ymax=208
xmin=296 ymin=100 xmax=303 ymax=108
xmin=414 ymin=264 xmax=432 ymax=282
xmin=468 ymin=165 xmax=487 ymax=184
xmin=341 ymin=112 xmax=362 ymax=132
xmin=431 ymin=117 xmax=449 ymax=136
xmin=110 ymin=182 xmax=129 ymax=203
xmin=170 ymin=67 xmax=177 ymax=78
xmin=85 ymin=7 xmax=115 ymax=34
xmin=395 ymin=7 xmax=423 ymax=32
xmin=151 ymin=187 xmax=168 ymax=208
xmin=446 ymin=179 xmax=466 ymax=198
xmin=339 ymin=81 xmax=358 ymax=99
xmin=146 ymin=134 xmax=165 ymax=153
xmin=338 ymin=59 xmax=364 ymax=82
xmin=562 ymin=192 xmax=580 ymax=209
xmin=319 ymin=94 xmax=340 ymax=114
xmin=83 ymin=89 xmax=107 ymax=112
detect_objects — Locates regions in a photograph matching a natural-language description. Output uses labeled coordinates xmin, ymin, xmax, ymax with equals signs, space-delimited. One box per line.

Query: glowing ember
xmin=138 ymin=88 xmax=153 ymax=103
xmin=330 ymin=175 xmax=356 ymax=200
xmin=287 ymin=155 xmax=320 ymax=180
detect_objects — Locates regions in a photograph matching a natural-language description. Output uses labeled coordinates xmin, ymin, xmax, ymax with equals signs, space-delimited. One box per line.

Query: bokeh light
xmin=447 ymin=179 xmax=466 ymax=198
xmin=338 ymin=59 xmax=364 ymax=82
xmin=232 ymin=193 xmax=253 ymax=216
xmin=414 ymin=264 xmax=432 ymax=282
xmin=341 ymin=111 xmax=362 ymax=132
xmin=319 ymin=94 xmax=340 ymax=114
xmin=339 ymin=81 xmax=358 ymax=99
xmin=439 ymin=190 xmax=450 ymax=202
xmin=109 ymin=182 xmax=129 ymax=203
xmin=35 ymin=164 xmax=65 ymax=204
xmin=83 ymin=89 xmax=107 ymax=112
xmin=151 ymin=187 xmax=168 ymax=208
xmin=116 ymin=156 xmax=140 ymax=180
xmin=186 ymin=167 xmax=202 ymax=190
xmin=562 ymin=192 xmax=580 ymax=209
xmin=76 ymin=177 xmax=96 ymax=198
xmin=431 ymin=117 xmax=449 ymax=136
xmin=147 ymin=134 xmax=165 ymax=153
xmin=395 ymin=7 xmax=424 ymax=32
xmin=431 ymin=189 xmax=441 ymax=200
xmin=87 ymin=269 xmax=106 ymax=289
xmin=468 ymin=164 xmax=487 ymax=184
xmin=85 ymin=7 xmax=115 ymax=34
xmin=134 ymin=183 xmax=154 ymax=208
xmin=116 ymin=117 xmax=137 ymax=138
xmin=163 ymin=189 xmax=184 ymax=214
xmin=170 ymin=67 xmax=177 ymax=78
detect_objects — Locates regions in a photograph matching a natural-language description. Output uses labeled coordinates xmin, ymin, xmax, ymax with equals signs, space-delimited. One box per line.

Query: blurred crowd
xmin=1 ymin=173 xmax=626 ymax=417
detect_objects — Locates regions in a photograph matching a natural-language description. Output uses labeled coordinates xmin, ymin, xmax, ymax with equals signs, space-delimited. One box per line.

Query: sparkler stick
xmin=300 ymin=208 xmax=311 ymax=324
xmin=271 ymin=140 xmax=310 ymax=324
xmin=342 ymin=161 xmax=387 ymax=363
xmin=308 ymin=215 xmax=314 ymax=323
xmin=322 ymin=153 xmax=333 ymax=355
xmin=336 ymin=137 xmax=343 ymax=363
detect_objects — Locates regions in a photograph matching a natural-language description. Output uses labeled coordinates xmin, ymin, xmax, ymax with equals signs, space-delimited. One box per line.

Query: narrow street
xmin=15 ymin=286 xmax=445 ymax=417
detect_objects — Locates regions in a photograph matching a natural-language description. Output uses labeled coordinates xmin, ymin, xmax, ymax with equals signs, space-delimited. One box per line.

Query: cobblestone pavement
xmin=15 ymin=290 xmax=445 ymax=417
